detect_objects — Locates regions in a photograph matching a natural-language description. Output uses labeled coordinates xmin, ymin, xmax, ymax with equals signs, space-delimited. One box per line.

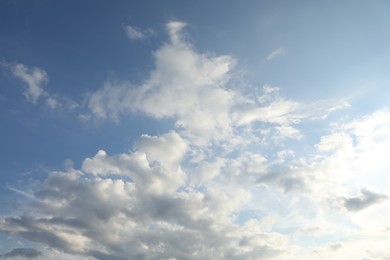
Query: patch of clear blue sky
xmin=1 ymin=0 xmax=390 ymax=201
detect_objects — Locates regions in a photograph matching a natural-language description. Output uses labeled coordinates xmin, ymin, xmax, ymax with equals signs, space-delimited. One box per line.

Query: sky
xmin=1 ymin=1 xmax=390 ymax=259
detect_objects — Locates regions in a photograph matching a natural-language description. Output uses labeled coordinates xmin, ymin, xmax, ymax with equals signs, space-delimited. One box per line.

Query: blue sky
xmin=1 ymin=1 xmax=390 ymax=259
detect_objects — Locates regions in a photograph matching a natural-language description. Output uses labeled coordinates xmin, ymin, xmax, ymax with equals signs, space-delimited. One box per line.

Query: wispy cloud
xmin=6 ymin=185 xmax=35 ymax=199
xmin=265 ymin=48 xmax=286 ymax=61
xmin=10 ymin=63 xmax=48 ymax=103
xmin=1 ymin=248 xmax=42 ymax=258
xmin=124 ymin=25 xmax=155 ymax=40
xmin=1 ymin=62 xmax=79 ymax=110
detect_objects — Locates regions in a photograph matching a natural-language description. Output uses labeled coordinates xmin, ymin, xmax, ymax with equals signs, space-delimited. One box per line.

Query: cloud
xmin=166 ymin=21 xmax=187 ymax=44
xmin=3 ymin=20 xmax=390 ymax=259
xmin=312 ymin=109 xmax=390 ymax=192
xmin=11 ymin=63 xmax=48 ymax=103
xmin=257 ymin=169 xmax=307 ymax=193
xmin=124 ymin=25 xmax=155 ymax=40
xmin=1 ymin=62 xmax=79 ymax=110
xmin=6 ymin=185 xmax=34 ymax=199
xmin=88 ymin=24 xmax=346 ymax=146
xmin=343 ymin=188 xmax=388 ymax=212
xmin=0 ymin=131 xmax=292 ymax=259
xmin=81 ymin=132 xmax=188 ymax=194
xmin=237 ymin=98 xmax=301 ymax=125
xmin=265 ymin=48 xmax=286 ymax=61
xmin=89 ymin=21 xmax=236 ymax=143
xmin=1 ymin=248 xmax=42 ymax=258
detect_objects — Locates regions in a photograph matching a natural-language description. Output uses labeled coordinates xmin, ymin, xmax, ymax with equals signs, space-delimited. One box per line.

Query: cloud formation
xmin=265 ymin=48 xmax=286 ymax=61
xmin=343 ymin=188 xmax=388 ymax=211
xmin=0 ymin=132 xmax=291 ymax=259
xmin=124 ymin=25 xmax=155 ymax=40
xmin=2 ymin=21 xmax=390 ymax=260
xmin=1 ymin=62 xmax=78 ymax=110
xmin=11 ymin=63 xmax=48 ymax=103
xmin=89 ymin=21 xmax=346 ymax=146
xmin=90 ymin=21 xmax=237 ymax=144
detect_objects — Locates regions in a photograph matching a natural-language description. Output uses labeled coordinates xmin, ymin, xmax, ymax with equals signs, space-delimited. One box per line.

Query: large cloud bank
xmin=1 ymin=21 xmax=390 ymax=260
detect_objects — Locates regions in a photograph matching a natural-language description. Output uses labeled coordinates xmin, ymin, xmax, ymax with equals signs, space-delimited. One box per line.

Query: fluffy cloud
xmin=90 ymin=21 xmax=236 ymax=144
xmin=89 ymin=22 xmax=347 ymax=146
xmin=2 ymin=21 xmax=390 ymax=259
xmin=0 ymin=131 xmax=292 ymax=259
xmin=312 ymin=109 xmax=390 ymax=192
xmin=82 ymin=132 xmax=188 ymax=194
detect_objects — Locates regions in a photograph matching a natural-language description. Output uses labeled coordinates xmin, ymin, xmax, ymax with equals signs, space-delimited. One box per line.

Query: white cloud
xmin=0 ymin=131 xmax=293 ymax=259
xmin=82 ymin=132 xmax=188 ymax=194
xmin=297 ymin=235 xmax=390 ymax=260
xmin=314 ymin=109 xmax=390 ymax=190
xmin=45 ymin=96 xmax=58 ymax=109
xmin=124 ymin=25 xmax=155 ymax=40
xmin=237 ymin=98 xmax=301 ymax=125
xmin=2 ymin=62 xmax=79 ymax=111
xmin=11 ymin=63 xmax=48 ymax=103
xmin=90 ymin=21 xmax=236 ymax=144
xmin=275 ymin=109 xmax=390 ymax=235
xmin=89 ymin=25 xmax=346 ymax=146
xmin=3 ymin=21 xmax=390 ymax=260
xmin=257 ymin=84 xmax=280 ymax=103
xmin=265 ymin=48 xmax=286 ymax=61
xmin=166 ymin=21 xmax=187 ymax=44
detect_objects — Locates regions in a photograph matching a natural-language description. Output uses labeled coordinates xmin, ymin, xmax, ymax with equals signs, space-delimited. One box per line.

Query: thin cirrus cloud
xmin=265 ymin=48 xmax=286 ymax=61
xmin=2 ymin=20 xmax=390 ymax=259
xmin=124 ymin=25 xmax=155 ymax=40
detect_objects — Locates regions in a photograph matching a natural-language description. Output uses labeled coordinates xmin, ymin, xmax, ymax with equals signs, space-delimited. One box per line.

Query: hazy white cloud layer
xmin=2 ymin=21 xmax=390 ymax=259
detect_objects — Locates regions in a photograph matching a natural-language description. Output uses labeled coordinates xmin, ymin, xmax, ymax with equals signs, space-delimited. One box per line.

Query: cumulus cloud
xmin=82 ymin=132 xmax=188 ymax=194
xmin=90 ymin=21 xmax=236 ymax=143
xmin=88 ymin=23 xmax=346 ymax=146
xmin=0 ymin=131 xmax=292 ymax=259
xmin=124 ymin=25 xmax=155 ymax=40
xmin=3 ymin=21 xmax=390 ymax=259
